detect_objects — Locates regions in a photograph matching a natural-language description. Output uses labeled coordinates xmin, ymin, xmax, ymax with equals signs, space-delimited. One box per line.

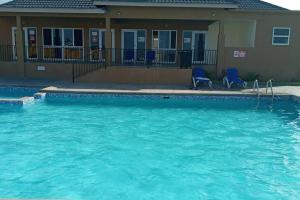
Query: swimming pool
xmin=0 ymin=94 xmax=299 ymax=200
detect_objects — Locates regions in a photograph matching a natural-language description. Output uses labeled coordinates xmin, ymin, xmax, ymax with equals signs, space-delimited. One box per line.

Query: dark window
xmin=273 ymin=37 xmax=289 ymax=44
xmin=272 ymin=27 xmax=290 ymax=45
xmin=101 ymin=31 xmax=105 ymax=49
xmin=170 ymin=31 xmax=176 ymax=49
xmin=274 ymin=28 xmax=290 ymax=36
xmin=64 ymin=29 xmax=73 ymax=46
xmin=53 ymin=29 xmax=62 ymax=46
xmin=43 ymin=29 xmax=52 ymax=45
xmin=74 ymin=29 xmax=83 ymax=46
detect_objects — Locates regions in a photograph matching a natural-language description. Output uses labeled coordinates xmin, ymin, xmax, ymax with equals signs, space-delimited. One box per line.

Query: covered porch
xmin=0 ymin=11 xmax=260 ymax=84
xmin=1 ymin=18 xmax=221 ymax=64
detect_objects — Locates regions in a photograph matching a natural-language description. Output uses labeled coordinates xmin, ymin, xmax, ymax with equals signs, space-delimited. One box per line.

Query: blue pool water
xmin=0 ymin=87 xmax=39 ymax=99
xmin=0 ymin=95 xmax=299 ymax=200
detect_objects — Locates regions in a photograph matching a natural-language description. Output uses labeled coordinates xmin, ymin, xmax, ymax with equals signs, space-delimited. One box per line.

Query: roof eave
xmin=232 ymin=8 xmax=292 ymax=14
xmin=94 ymin=1 xmax=238 ymax=9
xmin=0 ymin=7 xmax=106 ymax=14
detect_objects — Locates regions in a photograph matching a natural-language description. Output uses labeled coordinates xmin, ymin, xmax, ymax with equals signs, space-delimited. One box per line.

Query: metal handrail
xmin=266 ymin=79 xmax=274 ymax=98
xmin=253 ymin=79 xmax=260 ymax=98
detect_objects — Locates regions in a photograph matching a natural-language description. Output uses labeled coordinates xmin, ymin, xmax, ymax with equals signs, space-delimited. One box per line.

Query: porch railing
xmin=111 ymin=48 xmax=217 ymax=67
xmin=23 ymin=46 xmax=107 ymax=63
xmin=0 ymin=45 xmax=17 ymax=62
xmin=2 ymin=45 xmax=217 ymax=67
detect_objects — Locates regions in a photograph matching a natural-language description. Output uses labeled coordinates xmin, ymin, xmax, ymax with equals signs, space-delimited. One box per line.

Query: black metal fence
xmin=0 ymin=45 xmax=217 ymax=82
xmin=111 ymin=48 xmax=217 ymax=67
xmin=0 ymin=45 xmax=16 ymax=61
xmin=1 ymin=45 xmax=217 ymax=67
xmin=23 ymin=46 xmax=107 ymax=63
xmin=73 ymin=62 xmax=106 ymax=83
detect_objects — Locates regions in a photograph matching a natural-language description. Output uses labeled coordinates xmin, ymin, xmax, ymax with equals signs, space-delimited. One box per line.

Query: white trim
xmin=42 ymin=27 xmax=84 ymax=61
xmin=94 ymin=1 xmax=238 ymax=9
xmin=0 ymin=8 xmax=106 ymax=14
xmin=11 ymin=27 xmax=17 ymax=60
xmin=272 ymin=27 xmax=290 ymax=46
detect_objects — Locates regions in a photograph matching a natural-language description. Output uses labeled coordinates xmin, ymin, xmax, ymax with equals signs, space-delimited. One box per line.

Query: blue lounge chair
xmin=223 ymin=68 xmax=247 ymax=88
xmin=192 ymin=67 xmax=212 ymax=88
xmin=146 ymin=50 xmax=156 ymax=66
xmin=124 ymin=49 xmax=134 ymax=63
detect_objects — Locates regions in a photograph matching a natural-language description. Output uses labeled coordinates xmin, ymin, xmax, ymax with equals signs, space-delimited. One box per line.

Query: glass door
xmin=152 ymin=30 xmax=177 ymax=64
xmin=193 ymin=32 xmax=205 ymax=63
xmin=24 ymin=27 xmax=38 ymax=60
xmin=122 ymin=29 xmax=146 ymax=64
xmin=183 ymin=31 xmax=206 ymax=64
xmin=90 ymin=29 xmax=115 ymax=63
xmin=90 ymin=29 xmax=105 ymax=62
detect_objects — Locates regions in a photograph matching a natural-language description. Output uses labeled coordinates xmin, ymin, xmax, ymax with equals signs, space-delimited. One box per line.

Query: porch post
xmin=16 ymin=15 xmax=25 ymax=77
xmin=177 ymin=29 xmax=182 ymax=50
xmin=217 ymin=20 xmax=225 ymax=78
xmin=105 ymin=17 xmax=112 ymax=66
xmin=146 ymin=29 xmax=152 ymax=49
xmin=176 ymin=29 xmax=182 ymax=66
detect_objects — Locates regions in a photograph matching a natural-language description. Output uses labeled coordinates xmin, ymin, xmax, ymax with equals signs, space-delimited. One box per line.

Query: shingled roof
xmin=0 ymin=0 xmax=98 ymax=9
xmin=234 ymin=0 xmax=285 ymax=10
xmin=94 ymin=0 xmax=286 ymax=10
xmin=0 ymin=0 xmax=285 ymax=10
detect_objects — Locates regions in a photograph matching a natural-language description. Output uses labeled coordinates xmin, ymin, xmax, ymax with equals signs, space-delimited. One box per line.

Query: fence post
xmin=72 ymin=64 xmax=75 ymax=83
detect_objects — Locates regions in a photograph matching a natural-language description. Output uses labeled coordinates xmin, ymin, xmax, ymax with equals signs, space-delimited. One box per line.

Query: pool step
xmin=0 ymin=96 xmax=35 ymax=106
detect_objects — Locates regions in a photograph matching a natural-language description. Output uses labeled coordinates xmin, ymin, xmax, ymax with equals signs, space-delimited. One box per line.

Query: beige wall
xmin=0 ymin=61 xmax=23 ymax=77
xmin=222 ymin=13 xmax=300 ymax=81
xmin=0 ymin=61 xmax=73 ymax=81
xmin=25 ymin=63 xmax=73 ymax=81
xmin=0 ymin=16 xmax=16 ymax=45
xmin=224 ymin=19 xmax=256 ymax=48
xmin=207 ymin=21 xmax=219 ymax=50
xmin=79 ymin=67 xmax=192 ymax=85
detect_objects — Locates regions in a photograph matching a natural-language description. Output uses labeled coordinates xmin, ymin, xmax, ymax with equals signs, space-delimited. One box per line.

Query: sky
xmin=0 ymin=0 xmax=299 ymax=10
xmin=263 ymin=0 xmax=300 ymax=10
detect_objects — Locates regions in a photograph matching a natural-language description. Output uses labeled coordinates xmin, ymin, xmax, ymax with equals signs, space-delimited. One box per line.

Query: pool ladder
xmin=253 ymin=79 xmax=260 ymax=99
xmin=266 ymin=79 xmax=274 ymax=98
xmin=253 ymin=79 xmax=275 ymax=100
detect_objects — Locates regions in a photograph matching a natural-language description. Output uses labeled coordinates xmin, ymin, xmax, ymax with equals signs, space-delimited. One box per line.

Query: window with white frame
xmin=42 ymin=28 xmax=83 ymax=60
xmin=272 ymin=27 xmax=290 ymax=45
xmin=152 ymin=30 xmax=177 ymax=63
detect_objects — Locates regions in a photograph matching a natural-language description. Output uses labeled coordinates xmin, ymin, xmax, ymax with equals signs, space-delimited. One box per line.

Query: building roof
xmin=0 ymin=0 xmax=286 ymax=10
xmin=0 ymin=0 xmax=98 ymax=9
xmin=234 ymin=0 xmax=285 ymax=10
xmin=94 ymin=0 xmax=286 ymax=10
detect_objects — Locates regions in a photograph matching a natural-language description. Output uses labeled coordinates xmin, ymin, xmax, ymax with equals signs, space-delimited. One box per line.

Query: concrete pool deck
xmin=39 ymin=85 xmax=300 ymax=103
xmin=0 ymin=78 xmax=299 ymax=100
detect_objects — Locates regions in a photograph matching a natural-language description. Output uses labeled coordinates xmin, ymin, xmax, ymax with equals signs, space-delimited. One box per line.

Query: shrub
xmin=244 ymin=73 xmax=261 ymax=81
